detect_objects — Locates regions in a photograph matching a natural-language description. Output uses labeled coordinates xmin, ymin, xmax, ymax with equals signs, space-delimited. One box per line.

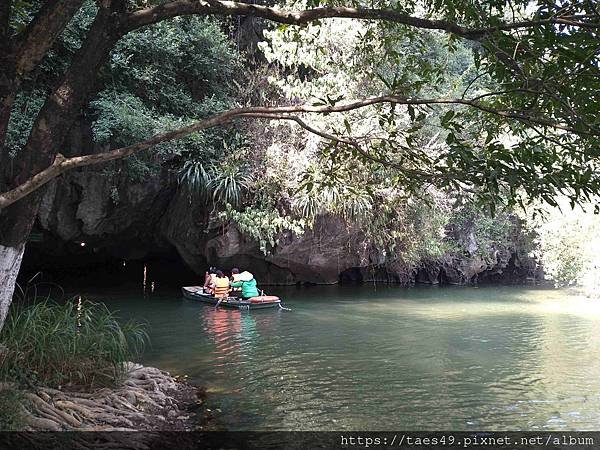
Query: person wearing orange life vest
xmin=203 ymin=266 xmax=218 ymax=294
xmin=213 ymin=270 xmax=230 ymax=299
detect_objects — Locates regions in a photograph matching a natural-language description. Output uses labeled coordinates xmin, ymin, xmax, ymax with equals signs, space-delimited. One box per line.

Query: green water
xmin=93 ymin=285 xmax=600 ymax=430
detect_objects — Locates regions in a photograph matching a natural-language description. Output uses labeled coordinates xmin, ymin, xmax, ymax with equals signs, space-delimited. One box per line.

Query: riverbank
xmin=5 ymin=362 xmax=222 ymax=432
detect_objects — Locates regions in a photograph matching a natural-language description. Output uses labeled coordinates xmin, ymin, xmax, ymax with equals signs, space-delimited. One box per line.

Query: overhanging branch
xmin=0 ymin=93 xmax=592 ymax=209
xmin=280 ymin=115 xmax=444 ymax=180
xmin=123 ymin=0 xmax=600 ymax=38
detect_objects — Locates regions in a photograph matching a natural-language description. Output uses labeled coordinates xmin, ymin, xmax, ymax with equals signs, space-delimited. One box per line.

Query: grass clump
xmin=0 ymin=300 xmax=148 ymax=388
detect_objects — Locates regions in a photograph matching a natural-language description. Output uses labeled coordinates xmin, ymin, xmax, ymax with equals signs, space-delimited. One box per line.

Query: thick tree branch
xmin=0 ymin=0 xmax=15 ymax=153
xmin=12 ymin=5 xmax=123 ymax=185
xmin=123 ymin=0 xmax=599 ymax=38
xmin=0 ymin=93 xmax=590 ymax=209
xmin=0 ymin=0 xmax=84 ymax=155
xmin=15 ymin=0 xmax=85 ymax=77
xmin=0 ymin=3 xmax=125 ymax=248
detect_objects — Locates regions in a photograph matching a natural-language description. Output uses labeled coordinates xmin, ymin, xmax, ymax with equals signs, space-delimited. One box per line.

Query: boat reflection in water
xmin=200 ymin=308 xmax=260 ymax=374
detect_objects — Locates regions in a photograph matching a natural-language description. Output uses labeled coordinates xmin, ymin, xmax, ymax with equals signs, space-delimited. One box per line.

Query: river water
xmin=93 ymin=285 xmax=600 ymax=430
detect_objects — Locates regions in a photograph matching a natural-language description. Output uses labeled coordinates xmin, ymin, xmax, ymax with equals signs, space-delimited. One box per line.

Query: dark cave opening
xmin=19 ymin=235 xmax=200 ymax=291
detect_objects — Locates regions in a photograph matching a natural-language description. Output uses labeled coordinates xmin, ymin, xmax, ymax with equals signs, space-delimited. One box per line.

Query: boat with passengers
xmin=181 ymin=286 xmax=281 ymax=310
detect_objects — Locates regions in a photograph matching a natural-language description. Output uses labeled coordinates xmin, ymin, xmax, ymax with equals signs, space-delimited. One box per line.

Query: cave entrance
xmin=20 ymin=240 xmax=199 ymax=290
xmin=339 ymin=267 xmax=363 ymax=284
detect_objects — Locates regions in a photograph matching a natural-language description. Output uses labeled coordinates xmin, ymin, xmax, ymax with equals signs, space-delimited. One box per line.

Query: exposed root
xmin=23 ymin=415 xmax=62 ymax=431
xmin=18 ymin=363 xmax=204 ymax=432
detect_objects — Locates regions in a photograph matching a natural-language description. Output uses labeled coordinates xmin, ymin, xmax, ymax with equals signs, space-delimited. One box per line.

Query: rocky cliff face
xmin=178 ymin=205 xmax=537 ymax=285
xmin=37 ymin=170 xmax=174 ymax=260
xmin=26 ymin=168 xmax=538 ymax=286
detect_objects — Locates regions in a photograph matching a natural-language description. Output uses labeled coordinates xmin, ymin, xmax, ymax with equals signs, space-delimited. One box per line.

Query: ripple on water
xmin=106 ymin=285 xmax=600 ymax=430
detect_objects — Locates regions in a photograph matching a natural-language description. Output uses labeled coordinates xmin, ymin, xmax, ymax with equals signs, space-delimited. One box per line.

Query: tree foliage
xmin=258 ymin=0 xmax=599 ymax=214
xmin=0 ymin=0 xmax=597 ymax=302
xmin=1 ymin=0 xmax=599 ymax=213
xmin=5 ymin=2 xmax=243 ymax=184
xmin=531 ymin=202 xmax=600 ymax=288
xmin=241 ymin=13 xmax=523 ymax=263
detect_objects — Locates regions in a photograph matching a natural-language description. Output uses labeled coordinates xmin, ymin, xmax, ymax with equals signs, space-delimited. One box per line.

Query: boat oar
xmin=278 ymin=303 xmax=292 ymax=311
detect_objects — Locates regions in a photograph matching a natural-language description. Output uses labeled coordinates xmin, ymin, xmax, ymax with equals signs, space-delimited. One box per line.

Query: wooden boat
xmin=181 ymin=286 xmax=281 ymax=310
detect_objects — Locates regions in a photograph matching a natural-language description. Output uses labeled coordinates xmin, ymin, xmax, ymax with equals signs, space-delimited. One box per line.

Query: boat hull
xmin=181 ymin=287 xmax=281 ymax=310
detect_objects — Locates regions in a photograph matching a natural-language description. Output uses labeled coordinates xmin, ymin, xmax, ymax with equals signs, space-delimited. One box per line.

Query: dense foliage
xmin=3 ymin=0 xmax=598 ymax=287
xmin=257 ymin=0 xmax=599 ymax=212
xmin=228 ymin=14 xmax=531 ymax=269
xmin=92 ymin=13 xmax=242 ymax=181
xmin=529 ymin=203 xmax=600 ymax=289
xmin=6 ymin=1 xmax=243 ymax=184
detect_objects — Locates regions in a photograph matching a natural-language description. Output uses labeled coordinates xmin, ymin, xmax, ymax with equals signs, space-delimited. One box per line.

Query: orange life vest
xmin=213 ymin=276 xmax=230 ymax=298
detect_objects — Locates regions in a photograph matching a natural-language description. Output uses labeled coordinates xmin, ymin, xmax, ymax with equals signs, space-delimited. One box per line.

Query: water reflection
xmin=100 ymin=285 xmax=600 ymax=430
xmin=201 ymin=309 xmax=260 ymax=361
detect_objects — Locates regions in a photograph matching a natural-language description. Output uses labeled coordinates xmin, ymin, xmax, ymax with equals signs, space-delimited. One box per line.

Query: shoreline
xmin=7 ymin=363 xmax=222 ymax=433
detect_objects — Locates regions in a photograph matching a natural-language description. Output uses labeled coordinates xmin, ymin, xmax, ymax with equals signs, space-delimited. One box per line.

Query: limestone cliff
xmin=27 ymin=169 xmax=539 ymax=285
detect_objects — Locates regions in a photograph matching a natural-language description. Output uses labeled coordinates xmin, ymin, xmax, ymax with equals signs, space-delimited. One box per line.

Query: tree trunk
xmin=0 ymin=6 xmax=122 ymax=330
xmin=0 ymin=189 xmax=41 ymax=328
xmin=0 ymin=24 xmax=16 ymax=170
xmin=0 ymin=242 xmax=25 ymax=328
xmin=0 ymin=67 xmax=17 ymax=183
xmin=1 ymin=0 xmax=85 ymax=160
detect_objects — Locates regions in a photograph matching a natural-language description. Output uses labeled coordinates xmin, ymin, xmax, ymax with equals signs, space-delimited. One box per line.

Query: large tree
xmin=0 ymin=0 xmax=598 ymax=327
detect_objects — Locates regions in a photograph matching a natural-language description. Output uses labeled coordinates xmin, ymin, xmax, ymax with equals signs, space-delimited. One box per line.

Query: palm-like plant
xmin=210 ymin=163 xmax=253 ymax=207
xmin=178 ymin=160 xmax=213 ymax=198
xmin=293 ymin=183 xmax=372 ymax=223
xmin=178 ymin=159 xmax=253 ymax=208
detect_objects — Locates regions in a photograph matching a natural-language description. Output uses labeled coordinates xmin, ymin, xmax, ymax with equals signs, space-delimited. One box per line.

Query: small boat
xmin=181 ymin=286 xmax=281 ymax=310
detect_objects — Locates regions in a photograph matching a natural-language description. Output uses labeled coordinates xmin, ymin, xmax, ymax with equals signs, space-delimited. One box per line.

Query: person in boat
xmin=203 ymin=266 xmax=218 ymax=294
xmin=229 ymin=268 xmax=242 ymax=298
xmin=230 ymin=269 xmax=259 ymax=300
xmin=213 ymin=270 xmax=231 ymax=299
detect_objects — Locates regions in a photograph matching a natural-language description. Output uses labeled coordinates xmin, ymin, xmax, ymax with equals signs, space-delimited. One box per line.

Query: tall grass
xmin=0 ymin=300 xmax=148 ymax=388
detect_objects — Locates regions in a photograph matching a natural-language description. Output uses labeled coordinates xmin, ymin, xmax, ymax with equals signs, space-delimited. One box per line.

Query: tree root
xmin=23 ymin=415 xmax=62 ymax=431
xmin=18 ymin=363 xmax=198 ymax=431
